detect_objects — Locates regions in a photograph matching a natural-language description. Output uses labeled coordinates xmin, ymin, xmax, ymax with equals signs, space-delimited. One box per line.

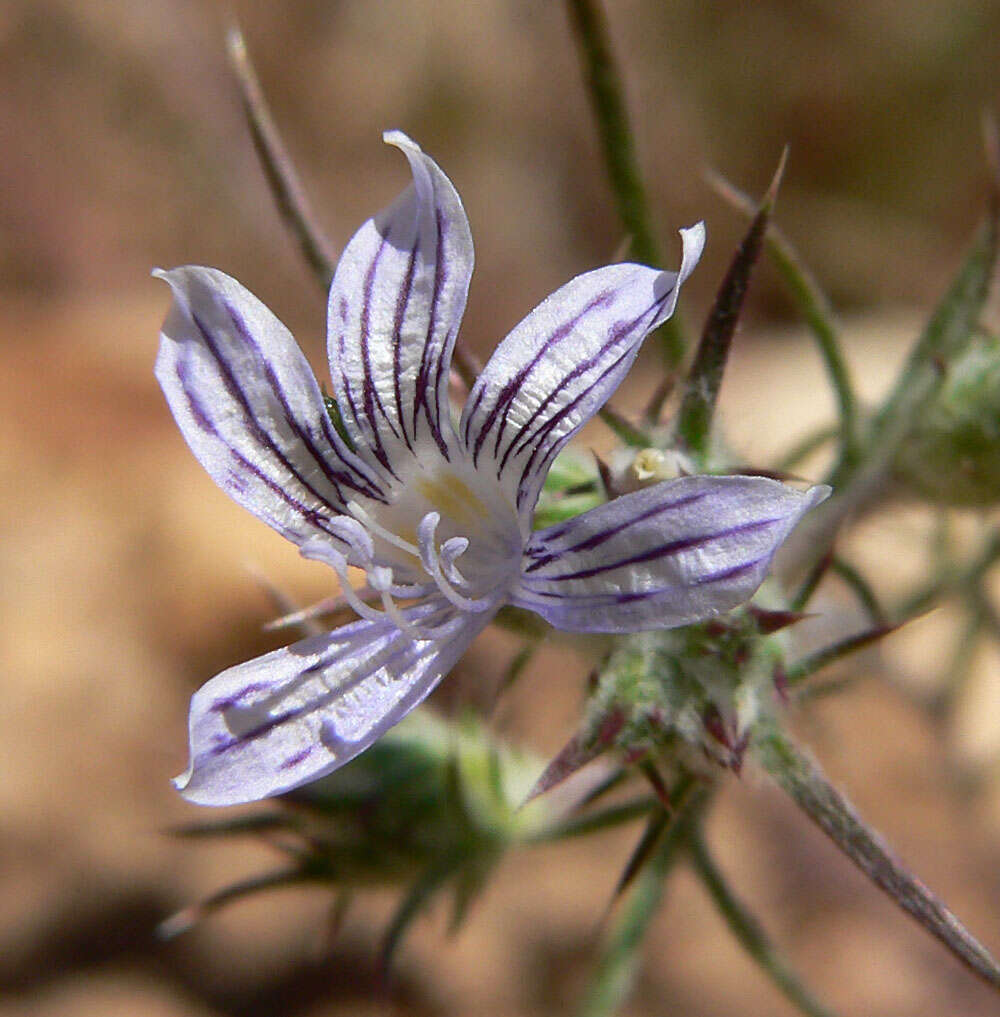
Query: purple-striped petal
xmin=511 ymin=476 xmax=829 ymax=633
xmin=326 ymin=132 xmax=474 ymax=476
xmin=155 ymin=266 xmax=386 ymax=547
xmin=174 ymin=598 xmax=491 ymax=805
xmin=460 ymin=225 xmax=704 ymax=528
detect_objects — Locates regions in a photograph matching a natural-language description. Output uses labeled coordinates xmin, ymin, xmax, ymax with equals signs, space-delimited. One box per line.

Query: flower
xmin=156 ymin=131 xmax=828 ymax=806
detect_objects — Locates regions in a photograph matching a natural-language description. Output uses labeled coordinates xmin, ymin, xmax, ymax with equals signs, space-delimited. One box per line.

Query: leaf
xmin=676 ymin=151 xmax=786 ymax=463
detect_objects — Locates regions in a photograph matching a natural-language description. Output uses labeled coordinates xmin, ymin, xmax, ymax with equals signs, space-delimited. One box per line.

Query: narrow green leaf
xmin=689 ymin=831 xmax=839 ymax=1017
xmin=829 ymin=557 xmax=887 ymax=626
xmin=157 ymin=864 xmax=308 ymax=940
xmin=577 ymin=788 xmax=708 ymax=1017
xmin=598 ymin=403 xmax=652 ymax=447
xmin=532 ymin=797 xmax=659 ymax=844
xmin=785 ymin=622 xmax=898 ymax=687
xmin=707 ymin=169 xmax=858 ymax=463
xmin=380 ymin=859 xmax=456 ymax=974
xmin=773 ymin=424 xmax=838 ymax=473
xmin=757 ymin=729 xmax=1000 ymax=992
xmin=675 ymin=152 xmax=786 ymax=463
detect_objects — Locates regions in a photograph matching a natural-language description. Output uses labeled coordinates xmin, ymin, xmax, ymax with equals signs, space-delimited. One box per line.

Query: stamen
xmin=417 ymin=513 xmax=500 ymax=614
xmin=369 ymin=566 xmax=428 ymax=639
xmin=302 ymin=542 xmax=390 ymax=627
xmin=300 ymin=536 xmax=460 ymax=642
xmin=347 ymin=499 xmax=421 ymax=558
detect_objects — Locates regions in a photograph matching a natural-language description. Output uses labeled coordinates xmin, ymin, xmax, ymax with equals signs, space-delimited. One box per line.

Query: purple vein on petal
xmin=524 ymin=491 xmax=709 ymax=572
xmin=359 ymin=232 xmax=403 ymax=473
xmin=468 ymin=289 xmax=615 ymax=467
xmin=391 ymin=238 xmax=421 ymax=451
xmin=175 ymin=354 xmax=342 ymax=541
xmin=413 ymin=207 xmax=451 ymax=459
xmin=223 ymin=300 xmax=387 ymax=503
xmin=523 ymin=517 xmax=785 ymax=583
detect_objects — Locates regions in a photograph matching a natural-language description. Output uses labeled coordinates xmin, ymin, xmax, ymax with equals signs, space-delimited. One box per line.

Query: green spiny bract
xmin=583 ymin=602 xmax=790 ymax=776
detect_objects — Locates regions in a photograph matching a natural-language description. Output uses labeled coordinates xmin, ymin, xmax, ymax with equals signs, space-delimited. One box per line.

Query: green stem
xmin=785 ymin=623 xmax=897 ymax=687
xmin=758 ymin=729 xmax=1000 ymax=992
xmin=898 ymin=527 xmax=1000 ymax=620
xmin=577 ymin=788 xmax=709 ymax=1017
xmin=564 ymin=0 xmax=685 ymax=366
xmin=689 ymin=831 xmax=838 ymax=1017
xmin=774 ymin=424 xmax=839 ymax=473
xmin=829 ymin=557 xmax=887 ymax=626
xmin=533 ymin=797 xmax=659 ymax=844
xmin=598 ymin=403 xmax=652 ymax=447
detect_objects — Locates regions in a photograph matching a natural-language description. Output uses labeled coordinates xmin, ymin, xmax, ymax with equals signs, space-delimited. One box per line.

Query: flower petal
xmin=460 ymin=225 xmax=704 ymax=527
xmin=511 ymin=476 xmax=829 ymax=633
xmin=174 ymin=599 xmax=490 ymax=805
xmin=155 ymin=265 xmax=387 ymax=547
xmin=326 ymin=132 xmax=474 ymax=476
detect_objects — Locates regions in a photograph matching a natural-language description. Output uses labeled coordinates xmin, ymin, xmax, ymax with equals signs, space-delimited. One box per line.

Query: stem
xmin=564 ymin=0 xmax=685 ymax=366
xmin=689 ymin=831 xmax=838 ymax=1017
xmin=829 ymin=557 xmax=887 ymax=626
xmin=758 ymin=729 xmax=1000 ymax=991
xmin=598 ymin=403 xmax=652 ymax=447
xmin=533 ymin=797 xmax=659 ymax=844
xmin=577 ymin=788 xmax=709 ymax=1017
xmin=157 ymin=865 xmax=308 ymax=940
xmin=774 ymin=424 xmax=838 ymax=473
xmin=226 ymin=25 xmax=337 ymax=291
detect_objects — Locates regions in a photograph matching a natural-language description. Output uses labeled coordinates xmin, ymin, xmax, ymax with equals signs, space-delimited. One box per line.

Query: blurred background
xmin=2 ymin=1 xmax=1000 ymax=1014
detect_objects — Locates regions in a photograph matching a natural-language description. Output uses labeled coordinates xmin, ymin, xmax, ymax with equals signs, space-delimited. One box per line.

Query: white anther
xmin=327 ymin=515 xmax=375 ymax=562
xmin=439 ymin=536 xmax=470 ymax=585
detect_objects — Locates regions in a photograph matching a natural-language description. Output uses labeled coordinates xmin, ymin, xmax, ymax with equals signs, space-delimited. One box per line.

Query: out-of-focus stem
xmin=898 ymin=527 xmax=1000 ymax=619
xmin=829 ymin=557 xmax=887 ymax=626
xmin=564 ymin=0 xmax=685 ymax=367
xmin=577 ymin=788 xmax=708 ymax=1017
xmin=227 ymin=25 xmax=337 ymax=291
xmin=785 ymin=622 xmax=898 ymax=687
xmin=688 ymin=831 xmax=838 ymax=1017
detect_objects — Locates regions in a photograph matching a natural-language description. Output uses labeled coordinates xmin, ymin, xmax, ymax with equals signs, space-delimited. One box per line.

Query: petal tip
xmin=806 ymin=483 xmax=833 ymax=508
xmin=678 ymin=222 xmax=707 ymax=282
xmin=383 ymin=129 xmax=420 ymax=152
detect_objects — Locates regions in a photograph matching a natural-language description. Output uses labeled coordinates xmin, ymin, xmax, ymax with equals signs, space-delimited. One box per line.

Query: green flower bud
xmin=894 ymin=332 xmax=1000 ymax=506
xmin=166 ymin=710 xmax=572 ymax=942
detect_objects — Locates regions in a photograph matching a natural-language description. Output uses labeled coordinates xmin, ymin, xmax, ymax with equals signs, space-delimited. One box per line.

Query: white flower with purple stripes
xmin=156 ymin=131 xmax=827 ymax=806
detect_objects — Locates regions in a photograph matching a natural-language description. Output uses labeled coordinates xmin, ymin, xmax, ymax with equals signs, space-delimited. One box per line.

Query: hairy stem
xmin=758 ymin=729 xmax=1000 ymax=991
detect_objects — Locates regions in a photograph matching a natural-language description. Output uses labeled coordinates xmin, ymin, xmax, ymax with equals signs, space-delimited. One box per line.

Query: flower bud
xmin=894 ymin=332 xmax=1000 ymax=506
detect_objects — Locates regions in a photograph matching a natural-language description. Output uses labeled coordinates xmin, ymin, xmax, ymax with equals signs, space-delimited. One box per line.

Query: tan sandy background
xmin=3 ymin=2 xmax=1000 ymax=1014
